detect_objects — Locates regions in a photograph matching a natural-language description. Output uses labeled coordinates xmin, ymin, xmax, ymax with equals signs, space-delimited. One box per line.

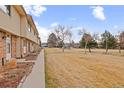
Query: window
xmin=6 ymin=36 xmax=11 ymax=54
xmin=0 ymin=5 xmax=11 ymax=16
xmin=6 ymin=43 xmax=10 ymax=53
xmin=28 ymin=23 xmax=31 ymax=32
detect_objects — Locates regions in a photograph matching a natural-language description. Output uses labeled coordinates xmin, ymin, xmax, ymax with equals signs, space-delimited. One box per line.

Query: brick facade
xmin=0 ymin=31 xmax=6 ymax=63
xmin=11 ymin=35 xmax=16 ymax=58
xmin=0 ymin=6 xmax=41 ymax=62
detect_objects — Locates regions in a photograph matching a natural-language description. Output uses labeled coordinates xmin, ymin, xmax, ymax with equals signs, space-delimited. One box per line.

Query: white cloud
xmin=71 ymin=26 xmax=83 ymax=43
xmin=69 ymin=18 xmax=77 ymax=21
xmin=23 ymin=5 xmax=31 ymax=14
xmin=72 ymin=26 xmax=82 ymax=31
xmin=38 ymin=27 xmax=50 ymax=43
xmin=34 ymin=21 xmax=39 ymax=26
xmin=91 ymin=6 xmax=106 ymax=21
xmin=114 ymin=25 xmax=118 ymax=29
xmin=50 ymin=22 xmax=59 ymax=27
xmin=35 ymin=22 xmax=50 ymax=43
xmin=23 ymin=5 xmax=47 ymax=17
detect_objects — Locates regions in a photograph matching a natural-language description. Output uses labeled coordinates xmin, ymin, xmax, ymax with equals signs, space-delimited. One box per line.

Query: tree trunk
xmin=69 ymin=39 xmax=71 ymax=50
xmin=62 ymin=43 xmax=65 ymax=52
xmin=62 ymin=47 xmax=64 ymax=52
xmin=89 ymin=47 xmax=91 ymax=53
xmin=62 ymin=40 xmax=65 ymax=52
xmin=119 ymin=44 xmax=121 ymax=53
xmin=106 ymin=48 xmax=108 ymax=54
xmin=105 ymin=40 xmax=108 ymax=54
xmin=84 ymin=41 xmax=88 ymax=54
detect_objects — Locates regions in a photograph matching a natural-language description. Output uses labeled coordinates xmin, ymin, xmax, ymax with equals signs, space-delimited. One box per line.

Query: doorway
xmin=6 ymin=35 xmax=11 ymax=61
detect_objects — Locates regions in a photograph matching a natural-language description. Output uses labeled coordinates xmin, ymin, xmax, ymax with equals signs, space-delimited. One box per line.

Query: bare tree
xmin=54 ymin=25 xmax=72 ymax=52
xmin=92 ymin=33 xmax=100 ymax=48
xmin=78 ymin=27 xmax=86 ymax=36
xmin=93 ymin=33 xmax=99 ymax=42
xmin=114 ymin=29 xmax=124 ymax=53
xmin=71 ymin=40 xmax=75 ymax=48
xmin=66 ymin=29 xmax=72 ymax=49
xmin=104 ymin=30 xmax=108 ymax=54
xmin=117 ymin=31 xmax=121 ymax=53
xmin=83 ymin=33 xmax=92 ymax=53
xmin=120 ymin=31 xmax=124 ymax=50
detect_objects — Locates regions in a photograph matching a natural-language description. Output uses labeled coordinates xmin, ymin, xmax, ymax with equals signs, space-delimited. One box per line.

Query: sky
xmin=23 ymin=5 xmax=124 ymax=43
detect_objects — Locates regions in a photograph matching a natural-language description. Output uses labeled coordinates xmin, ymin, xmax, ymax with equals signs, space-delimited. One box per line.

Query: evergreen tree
xmin=80 ymin=33 xmax=97 ymax=53
xmin=101 ymin=30 xmax=117 ymax=53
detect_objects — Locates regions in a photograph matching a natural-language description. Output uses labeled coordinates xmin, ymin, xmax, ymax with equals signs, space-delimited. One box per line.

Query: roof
xmin=13 ymin=5 xmax=27 ymax=16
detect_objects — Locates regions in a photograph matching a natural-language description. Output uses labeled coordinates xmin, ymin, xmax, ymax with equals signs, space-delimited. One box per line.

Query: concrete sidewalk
xmin=20 ymin=49 xmax=45 ymax=88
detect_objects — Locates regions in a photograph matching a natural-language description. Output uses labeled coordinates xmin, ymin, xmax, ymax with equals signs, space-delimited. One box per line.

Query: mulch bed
xmin=24 ymin=54 xmax=38 ymax=61
xmin=0 ymin=62 xmax=34 ymax=88
xmin=24 ymin=49 xmax=41 ymax=61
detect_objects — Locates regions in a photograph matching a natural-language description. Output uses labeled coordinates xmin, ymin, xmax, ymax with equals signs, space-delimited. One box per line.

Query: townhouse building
xmin=0 ymin=5 xmax=41 ymax=65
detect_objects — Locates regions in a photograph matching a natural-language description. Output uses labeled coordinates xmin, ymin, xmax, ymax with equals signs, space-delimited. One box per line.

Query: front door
xmin=6 ymin=35 xmax=11 ymax=61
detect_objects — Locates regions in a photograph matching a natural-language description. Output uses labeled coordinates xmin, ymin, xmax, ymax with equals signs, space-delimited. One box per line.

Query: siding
xmin=0 ymin=6 xmax=20 ymax=36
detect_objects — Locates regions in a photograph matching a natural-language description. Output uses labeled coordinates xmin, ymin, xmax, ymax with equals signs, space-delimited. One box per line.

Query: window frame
xmin=28 ymin=23 xmax=31 ymax=32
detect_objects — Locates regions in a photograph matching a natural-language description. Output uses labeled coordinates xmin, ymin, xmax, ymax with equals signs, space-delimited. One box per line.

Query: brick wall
xmin=0 ymin=31 xmax=6 ymax=63
xmin=11 ymin=35 xmax=16 ymax=58
xmin=21 ymin=38 xmax=27 ymax=57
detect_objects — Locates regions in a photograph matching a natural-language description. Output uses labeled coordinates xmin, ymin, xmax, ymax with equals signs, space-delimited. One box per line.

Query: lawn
xmin=45 ymin=48 xmax=124 ymax=88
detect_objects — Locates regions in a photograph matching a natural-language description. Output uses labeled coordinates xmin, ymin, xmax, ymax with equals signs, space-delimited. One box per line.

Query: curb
xmin=17 ymin=49 xmax=45 ymax=88
xmin=17 ymin=64 xmax=34 ymax=88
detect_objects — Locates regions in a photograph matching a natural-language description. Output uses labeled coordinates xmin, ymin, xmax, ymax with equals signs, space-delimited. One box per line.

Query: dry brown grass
xmin=45 ymin=48 xmax=124 ymax=88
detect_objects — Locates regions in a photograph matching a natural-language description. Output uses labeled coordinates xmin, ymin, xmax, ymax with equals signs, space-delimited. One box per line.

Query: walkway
xmin=20 ymin=49 xmax=45 ymax=88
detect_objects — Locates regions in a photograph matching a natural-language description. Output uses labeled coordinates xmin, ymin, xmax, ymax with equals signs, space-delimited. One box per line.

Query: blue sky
xmin=24 ymin=5 xmax=124 ymax=43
